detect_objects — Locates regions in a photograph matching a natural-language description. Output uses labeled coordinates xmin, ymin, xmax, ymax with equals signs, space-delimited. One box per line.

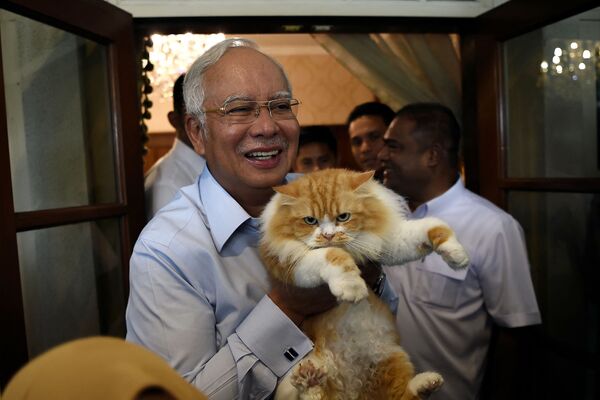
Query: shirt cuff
xmin=494 ymin=311 xmax=542 ymax=328
xmin=236 ymin=295 xmax=313 ymax=377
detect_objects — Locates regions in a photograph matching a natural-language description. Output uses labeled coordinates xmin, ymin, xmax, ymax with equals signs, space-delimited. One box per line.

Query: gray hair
xmin=183 ymin=38 xmax=292 ymax=135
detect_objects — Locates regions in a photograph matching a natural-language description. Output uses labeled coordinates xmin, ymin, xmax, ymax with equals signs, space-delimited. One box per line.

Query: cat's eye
xmin=303 ymin=216 xmax=318 ymax=225
xmin=336 ymin=213 xmax=351 ymax=222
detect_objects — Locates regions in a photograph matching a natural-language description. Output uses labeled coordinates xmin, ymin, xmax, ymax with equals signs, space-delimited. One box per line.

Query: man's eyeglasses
xmin=203 ymin=98 xmax=301 ymax=125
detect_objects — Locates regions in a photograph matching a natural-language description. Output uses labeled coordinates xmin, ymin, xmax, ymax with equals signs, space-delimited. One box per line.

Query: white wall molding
xmin=105 ymin=0 xmax=510 ymax=18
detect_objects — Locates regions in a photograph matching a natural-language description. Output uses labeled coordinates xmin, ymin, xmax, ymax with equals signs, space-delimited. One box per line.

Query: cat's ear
xmin=350 ymin=170 xmax=375 ymax=191
xmin=273 ymin=183 xmax=300 ymax=198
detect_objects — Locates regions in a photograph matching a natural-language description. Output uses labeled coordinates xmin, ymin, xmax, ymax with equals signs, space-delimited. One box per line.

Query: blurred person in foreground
xmin=2 ymin=337 xmax=207 ymax=400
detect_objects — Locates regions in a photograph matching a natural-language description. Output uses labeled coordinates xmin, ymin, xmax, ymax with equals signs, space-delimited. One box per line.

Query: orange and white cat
xmin=259 ymin=169 xmax=469 ymax=400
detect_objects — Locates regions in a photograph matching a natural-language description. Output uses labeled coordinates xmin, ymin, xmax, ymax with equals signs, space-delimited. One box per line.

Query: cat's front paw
xmin=436 ymin=237 xmax=469 ymax=270
xmin=408 ymin=372 xmax=444 ymax=398
xmin=328 ymin=274 xmax=368 ymax=302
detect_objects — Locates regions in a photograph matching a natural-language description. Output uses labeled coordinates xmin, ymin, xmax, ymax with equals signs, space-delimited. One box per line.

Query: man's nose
xmin=359 ymin=140 xmax=371 ymax=153
xmin=249 ymin=105 xmax=278 ymax=136
xmin=378 ymin=146 xmax=389 ymax=161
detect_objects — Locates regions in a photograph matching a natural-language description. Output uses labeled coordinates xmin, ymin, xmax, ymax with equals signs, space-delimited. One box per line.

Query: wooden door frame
xmin=0 ymin=0 xmax=144 ymax=386
xmin=133 ymin=15 xmax=468 ymax=36
xmin=462 ymin=1 xmax=600 ymax=398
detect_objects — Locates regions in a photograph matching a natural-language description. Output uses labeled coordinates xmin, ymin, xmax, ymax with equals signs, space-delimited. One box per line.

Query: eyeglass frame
xmin=202 ymin=98 xmax=301 ymax=124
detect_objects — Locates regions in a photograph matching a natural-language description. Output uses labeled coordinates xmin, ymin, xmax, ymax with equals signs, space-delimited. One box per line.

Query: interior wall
xmin=145 ymin=34 xmax=375 ymax=133
xmin=274 ymin=53 xmax=375 ymax=126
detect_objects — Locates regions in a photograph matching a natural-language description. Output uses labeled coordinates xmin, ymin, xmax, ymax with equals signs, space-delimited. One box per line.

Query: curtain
xmin=312 ymin=33 xmax=462 ymax=119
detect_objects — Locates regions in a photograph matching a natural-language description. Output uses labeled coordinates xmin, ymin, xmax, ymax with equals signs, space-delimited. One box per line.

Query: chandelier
xmin=147 ymin=33 xmax=226 ymax=102
xmin=540 ymin=39 xmax=599 ymax=84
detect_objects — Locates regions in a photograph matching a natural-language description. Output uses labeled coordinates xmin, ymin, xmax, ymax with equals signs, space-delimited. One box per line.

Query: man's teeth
xmin=247 ymin=150 xmax=279 ymax=160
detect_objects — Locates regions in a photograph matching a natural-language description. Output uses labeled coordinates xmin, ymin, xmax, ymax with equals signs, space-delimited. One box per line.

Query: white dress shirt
xmin=144 ymin=138 xmax=206 ymax=220
xmin=385 ymin=179 xmax=541 ymax=400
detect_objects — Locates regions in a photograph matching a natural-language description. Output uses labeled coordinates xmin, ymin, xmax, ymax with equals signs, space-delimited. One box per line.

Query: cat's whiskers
xmin=344 ymin=233 xmax=384 ymax=261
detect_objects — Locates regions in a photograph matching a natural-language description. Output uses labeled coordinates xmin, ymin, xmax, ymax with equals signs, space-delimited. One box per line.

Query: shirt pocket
xmin=411 ymin=254 xmax=468 ymax=309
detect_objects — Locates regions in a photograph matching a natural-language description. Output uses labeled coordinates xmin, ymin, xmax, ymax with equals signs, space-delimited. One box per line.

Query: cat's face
xmin=264 ymin=169 xmax=392 ymax=252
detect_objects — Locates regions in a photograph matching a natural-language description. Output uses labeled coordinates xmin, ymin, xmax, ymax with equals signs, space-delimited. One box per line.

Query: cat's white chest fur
xmin=328 ymin=298 xmax=399 ymax=363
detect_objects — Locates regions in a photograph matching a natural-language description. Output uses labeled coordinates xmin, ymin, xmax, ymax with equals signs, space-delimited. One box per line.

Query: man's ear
xmin=185 ymin=114 xmax=205 ymax=156
xmin=426 ymin=144 xmax=443 ymax=167
xmin=167 ymin=111 xmax=180 ymax=130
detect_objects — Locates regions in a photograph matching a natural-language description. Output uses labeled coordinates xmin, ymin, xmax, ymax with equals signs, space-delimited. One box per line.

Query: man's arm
xmin=479 ymin=216 xmax=542 ymax=399
xmin=480 ymin=217 xmax=541 ymax=327
xmin=125 ymin=241 xmax=312 ymax=400
xmin=268 ymin=258 xmax=398 ymax=324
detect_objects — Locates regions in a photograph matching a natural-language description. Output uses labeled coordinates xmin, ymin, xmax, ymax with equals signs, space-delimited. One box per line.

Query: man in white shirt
xmin=144 ymin=73 xmax=206 ymax=219
xmin=378 ymin=103 xmax=542 ymax=400
xmin=126 ymin=39 xmax=391 ymax=399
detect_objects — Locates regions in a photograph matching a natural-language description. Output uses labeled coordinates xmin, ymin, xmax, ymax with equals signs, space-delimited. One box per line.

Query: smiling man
xmin=125 ymin=39 xmax=346 ymax=399
xmin=378 ymin=103 xmax=541 ymax=400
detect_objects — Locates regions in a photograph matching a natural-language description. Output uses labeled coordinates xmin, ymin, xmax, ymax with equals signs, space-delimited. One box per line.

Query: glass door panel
xmin=503 ymin=7 xmax=600 ymax=178
xmin=507 ymin=191 xmax=598 ymax=398
xmin=500 ymin=6 xmax=600 ymax=399
xmin=0 ymin=0 xmax=143 ymax=386
xmin=0 ymin=9 xmax=118 ymax=212
xmin=16 ymin=219 xmax=125 ymax=358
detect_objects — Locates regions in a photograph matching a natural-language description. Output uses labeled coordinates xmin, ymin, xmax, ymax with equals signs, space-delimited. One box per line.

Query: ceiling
xmin=106 ymin=0 xmax=510 ymax=18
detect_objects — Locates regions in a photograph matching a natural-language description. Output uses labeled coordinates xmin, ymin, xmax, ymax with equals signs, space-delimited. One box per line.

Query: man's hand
xmin=268 ymin=281 xmax=337 ymax=326
xmin=359 ymin=259 xmax=383 ymax=291
xmin=268 ymin=260 xmax=382 ymax=326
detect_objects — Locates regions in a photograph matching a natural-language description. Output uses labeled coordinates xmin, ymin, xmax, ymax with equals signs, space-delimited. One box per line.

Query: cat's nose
xmin=321 ymin=232 xmax=334 ymax=241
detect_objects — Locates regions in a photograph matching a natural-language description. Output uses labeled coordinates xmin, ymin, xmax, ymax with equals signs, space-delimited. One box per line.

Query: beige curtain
xmin=312 ymin=33 xmax=462 ymax=119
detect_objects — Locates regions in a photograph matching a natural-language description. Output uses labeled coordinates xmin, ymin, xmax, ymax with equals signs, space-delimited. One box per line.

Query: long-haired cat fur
xmin=259 ymin=169 xmax=469 ymax=400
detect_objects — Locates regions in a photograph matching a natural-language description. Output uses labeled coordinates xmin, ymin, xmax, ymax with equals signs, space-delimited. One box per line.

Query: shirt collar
xmin=199 ymin=167 xmax=253 ymax=252
xmin=198 ymin=169 xmax=299 ymax=252
xmin=412 ymin=176 xmax=465 ymax=218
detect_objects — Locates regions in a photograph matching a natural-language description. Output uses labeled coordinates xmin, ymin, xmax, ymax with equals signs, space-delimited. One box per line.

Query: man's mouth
xmin=245 ymin=149 xmax=281 ymax=160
